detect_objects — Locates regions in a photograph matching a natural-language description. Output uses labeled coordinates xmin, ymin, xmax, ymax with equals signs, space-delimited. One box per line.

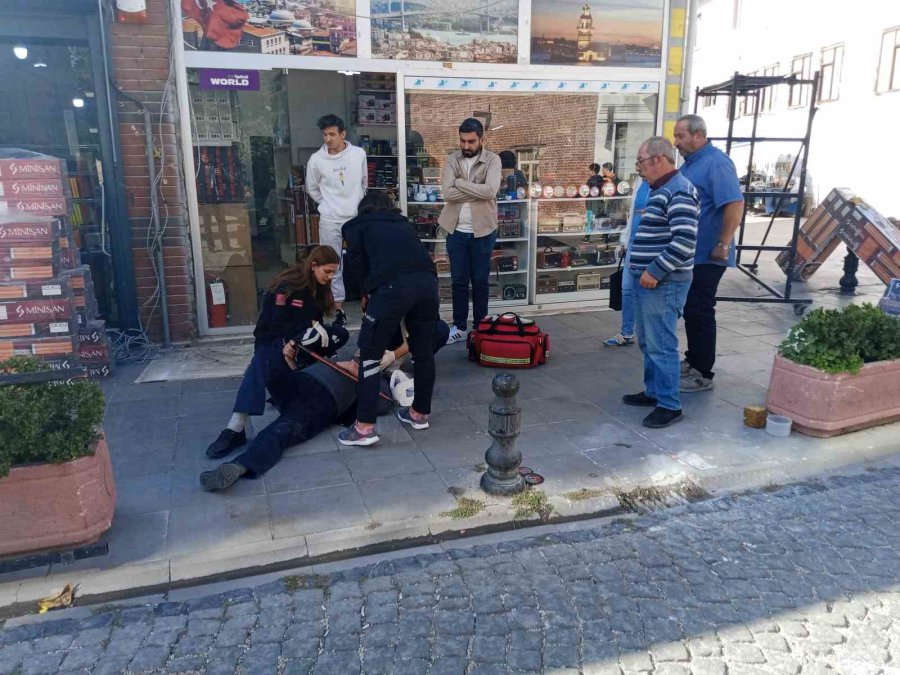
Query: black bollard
xmin=839 ymin=249 xmax=859 ymax=295
xmin=480 ymin=372 xmax=525 ymax=496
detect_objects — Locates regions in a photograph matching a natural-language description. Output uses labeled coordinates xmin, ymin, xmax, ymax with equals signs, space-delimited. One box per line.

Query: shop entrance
xmin=190 ymin=68 xmax=398 ymax=330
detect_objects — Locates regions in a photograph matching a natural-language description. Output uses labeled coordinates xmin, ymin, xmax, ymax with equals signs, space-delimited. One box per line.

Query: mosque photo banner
xmin=530 ymin=0 xmax=664 ymax=67
xmin=180 ymin=0 xmax=357 ymax=57
xmin=371 ymin=0 xmax=518 ymax=63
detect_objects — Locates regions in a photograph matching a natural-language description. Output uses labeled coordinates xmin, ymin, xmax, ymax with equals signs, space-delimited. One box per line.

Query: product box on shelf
xmin=536 ymin=276 xmax=558 ymax=294
xmin=0 ymin=261 xmax=60 ymax=282
xmin=557 ymin=279 xmax=577 ymax=293
xmin=0 ymin=198 xmax=68 ymax=217
xmin=0 ymin=297 xmax=73 ymax=325
xmin=0 ymin=336 xmax=76 ymax=359
xmin=0 ymin=179 xmax=65 ymax=199
xmin=0 ymin=277 xmax=71 ymax=301
xmin=0 ymin=218 xmax=62 ymax=243
xmin=561 ymin=213 xmax=586 ymax=232
xmin=0 ymin=155 xmax=63 ymax=181
xmin=538 ymin=217 xmax=562 ymax=234
xmin=0 ymin=242 xmax=59 ymax=264
xmin=576 ymin=272 xmax=602 ymax=290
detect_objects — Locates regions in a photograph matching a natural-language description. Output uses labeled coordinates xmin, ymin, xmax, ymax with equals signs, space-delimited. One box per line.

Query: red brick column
xmin=108 ymin=0 xmax=195 ymax=342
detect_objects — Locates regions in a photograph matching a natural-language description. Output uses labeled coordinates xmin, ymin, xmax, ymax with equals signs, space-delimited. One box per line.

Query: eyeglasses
xmin=635 ymin=155 xmax=657 ymax=167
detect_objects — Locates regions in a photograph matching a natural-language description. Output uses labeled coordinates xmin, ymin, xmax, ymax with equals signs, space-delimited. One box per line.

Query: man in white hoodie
xmin=306 ymin=114 xmax=368 ymax=327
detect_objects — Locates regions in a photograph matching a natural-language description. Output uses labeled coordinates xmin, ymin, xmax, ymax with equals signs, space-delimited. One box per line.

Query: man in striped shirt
xmin=623 ymin=137 xmax=700 ymax=428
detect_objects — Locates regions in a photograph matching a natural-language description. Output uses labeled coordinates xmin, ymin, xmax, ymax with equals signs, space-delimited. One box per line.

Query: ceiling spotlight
xmin=338 ymin=70 xmax=360 ymax=76
xmin=72 ymin=98 xmax=85 ymax=109
xmin=13 ymin=45 xmax=28 ymax=60
xmin=33 ymin=62 xmax=48 ymax=68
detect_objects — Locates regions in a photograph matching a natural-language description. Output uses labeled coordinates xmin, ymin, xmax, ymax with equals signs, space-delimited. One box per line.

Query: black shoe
xmin=623 ymin=392 xmax=658 ymax=407
xmin=205 ymin=429 xmax=247 ymax=459
xmin=333 ymin=309 xmax=347 ymax=328
xmin=642 ymin=407 xmax=683 ymax=428
xmin=199 ymin=463 xmax=247 ymax=492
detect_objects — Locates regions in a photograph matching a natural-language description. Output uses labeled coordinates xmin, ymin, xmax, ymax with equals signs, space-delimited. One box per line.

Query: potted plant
xmin=0 ymin=357 xmax=115 ymax=557
xmin=766 ymin=303 xmax=900 ymax=437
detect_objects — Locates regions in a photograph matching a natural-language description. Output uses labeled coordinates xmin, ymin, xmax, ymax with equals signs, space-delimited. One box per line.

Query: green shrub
xmin=778 ymin=303 xmax=900 ymax=374
xmin=0 ymin=357 xmax=105 ymax=478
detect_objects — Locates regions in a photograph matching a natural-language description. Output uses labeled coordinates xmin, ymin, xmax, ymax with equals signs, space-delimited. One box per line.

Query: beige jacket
xmin=437 ymin=149 xmax=501 ymax=238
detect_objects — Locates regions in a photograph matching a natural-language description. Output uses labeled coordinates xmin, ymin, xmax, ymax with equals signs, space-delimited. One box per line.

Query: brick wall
xmin=410 ymin=93 xmax=598 ymax=215
xmin=109 ymin=0 xmax=195 ymax=342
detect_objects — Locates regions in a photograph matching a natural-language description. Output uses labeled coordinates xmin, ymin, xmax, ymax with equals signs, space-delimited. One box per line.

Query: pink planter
xmin=766 ymin=354 xmax=900 ymax=437
xmin=0 ymin=437 xmax=116 ymax=557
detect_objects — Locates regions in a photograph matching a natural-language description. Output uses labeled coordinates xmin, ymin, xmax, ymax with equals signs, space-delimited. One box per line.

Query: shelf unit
xmin=409 ymin=199 xmax=532 ymax=311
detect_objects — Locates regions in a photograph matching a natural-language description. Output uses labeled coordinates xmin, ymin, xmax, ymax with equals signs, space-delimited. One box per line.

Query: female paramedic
xmin=204 ymin=245 xmax=350 ymax=459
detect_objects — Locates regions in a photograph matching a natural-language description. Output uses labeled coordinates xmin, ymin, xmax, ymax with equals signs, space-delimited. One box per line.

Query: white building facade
xmin=688 ymin=0 xmax=900 ymax=217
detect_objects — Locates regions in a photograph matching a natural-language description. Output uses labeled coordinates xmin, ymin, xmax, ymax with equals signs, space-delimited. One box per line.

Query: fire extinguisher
xmin=116 ymin=0 xmax=148 ymax=24
xmin=206 ymin=275 xmax=229 ymax=328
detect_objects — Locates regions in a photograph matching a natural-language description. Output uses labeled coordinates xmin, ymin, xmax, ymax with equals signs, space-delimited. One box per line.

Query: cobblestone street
xmin=3 ymin=467 xmax=900 ymax=674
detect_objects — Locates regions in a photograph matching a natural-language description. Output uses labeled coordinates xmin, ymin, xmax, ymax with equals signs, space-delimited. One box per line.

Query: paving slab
xmin=1 ymin=244 xmax=898 ymax=616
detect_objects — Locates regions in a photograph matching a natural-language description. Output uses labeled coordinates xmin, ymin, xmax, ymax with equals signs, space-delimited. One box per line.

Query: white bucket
xmin=766 ymin=414 xmax=792 ymax=438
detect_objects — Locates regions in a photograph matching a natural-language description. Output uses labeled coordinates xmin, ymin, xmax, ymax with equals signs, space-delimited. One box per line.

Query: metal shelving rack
xmin=693 ymin=72 xmax=819 ymax=315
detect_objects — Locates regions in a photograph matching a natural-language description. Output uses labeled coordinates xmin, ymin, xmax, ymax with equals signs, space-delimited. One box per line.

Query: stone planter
xmin=766 ymin=354 xmax=900 ymax=437
xmin=0 ymin=436 xmax=116 ymax=557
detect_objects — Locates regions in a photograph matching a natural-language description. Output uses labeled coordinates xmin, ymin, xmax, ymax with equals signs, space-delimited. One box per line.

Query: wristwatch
xmin=714 ymin=242 xmax=728 ymax=250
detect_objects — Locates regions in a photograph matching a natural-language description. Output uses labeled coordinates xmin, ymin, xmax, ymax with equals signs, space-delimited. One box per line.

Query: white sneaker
xmin=447 ymin=327 xmax=468 ymax=345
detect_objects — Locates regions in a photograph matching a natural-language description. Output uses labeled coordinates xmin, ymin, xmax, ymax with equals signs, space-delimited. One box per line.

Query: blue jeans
xmin=445 ymin=229 xmax=497 ymax=331
xmin=620 ymin=250 xmax=634 ymax=336
xmin=632 ymin=274 xmax=691 ymax=411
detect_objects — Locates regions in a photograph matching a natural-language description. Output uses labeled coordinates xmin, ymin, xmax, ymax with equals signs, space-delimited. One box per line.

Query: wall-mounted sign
xmin=182 ymin=0 xmax=356 ymax=57
xmin=198 ymin=69 xmax=260 ymax=91
xmin=880 ymin=279 xmax=900 ymax=316
xmin=372 ymin=0 xmax=518 ymax=63
xmin=531 ymin=0 xmax=664 ymax=67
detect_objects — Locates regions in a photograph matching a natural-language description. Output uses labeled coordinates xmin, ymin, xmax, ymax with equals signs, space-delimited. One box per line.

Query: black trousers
xmin=234 ymin=374 xmax=337 ymax=478
xmin=683 ymin=263 xmax=727 ymax=379
xmin=357 ymin=272 xmax=440 ymax=424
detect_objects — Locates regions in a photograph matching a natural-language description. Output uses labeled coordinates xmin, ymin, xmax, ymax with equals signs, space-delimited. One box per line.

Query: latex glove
xmin=380 ymin=350 xmax=396 ymax=370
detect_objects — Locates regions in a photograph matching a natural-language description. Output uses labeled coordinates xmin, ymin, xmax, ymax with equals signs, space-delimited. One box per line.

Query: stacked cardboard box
xmin=778 ymin=188 xmax=900 ymax=285
xmin=0 ymin=150 xmax=113 ymax=380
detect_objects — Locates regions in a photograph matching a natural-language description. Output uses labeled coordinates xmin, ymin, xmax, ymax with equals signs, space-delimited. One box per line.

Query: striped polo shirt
xmin=628 ymin=170 xmax=700 ymax=281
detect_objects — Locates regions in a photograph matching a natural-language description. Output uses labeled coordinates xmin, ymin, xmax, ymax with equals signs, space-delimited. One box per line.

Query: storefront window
xmin=0 ymin=40 xmax=118 ymax=325
xmin=404 ymin=83 xmax=658 ymax=305
xmin=189 ymin=68 xmax=399 ymax=328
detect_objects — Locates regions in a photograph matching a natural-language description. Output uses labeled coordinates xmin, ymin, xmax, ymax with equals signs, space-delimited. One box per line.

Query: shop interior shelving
xmin=531 ymin=195 xmax=630 ymax=305
xmin=408 ymin=199 xmax=531 ymax=310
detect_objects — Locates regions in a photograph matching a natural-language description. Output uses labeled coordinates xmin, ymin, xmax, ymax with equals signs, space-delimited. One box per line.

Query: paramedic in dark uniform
xmin=337 ymin=191 xmax=440 ymax=447
xmin=205 ymin=246 xmax=349 ymax=459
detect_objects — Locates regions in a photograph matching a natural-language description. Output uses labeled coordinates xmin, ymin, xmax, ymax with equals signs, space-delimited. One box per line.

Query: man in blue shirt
xmin=674 ymin=115 xmax=744 ymax=392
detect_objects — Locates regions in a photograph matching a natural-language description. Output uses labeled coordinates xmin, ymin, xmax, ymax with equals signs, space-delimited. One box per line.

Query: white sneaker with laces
xmin=447 ymin=327 xmax=468 ymax=345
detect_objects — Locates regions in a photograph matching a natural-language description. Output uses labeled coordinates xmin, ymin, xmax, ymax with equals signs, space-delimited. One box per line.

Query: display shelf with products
xmin=530 ymin=192 xmax=632 ymax=308
xmin=408 ymin=199 xmax=531 ymax=310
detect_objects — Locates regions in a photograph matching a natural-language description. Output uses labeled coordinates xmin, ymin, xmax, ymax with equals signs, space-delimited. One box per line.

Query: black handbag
xmin=608 ymin=254 xmax=624 ymax=311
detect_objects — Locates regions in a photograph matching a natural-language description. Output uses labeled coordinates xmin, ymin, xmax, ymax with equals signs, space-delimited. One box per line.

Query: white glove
xmin=300 ymin=321 xmax=330 ymax=348
xmin=380 ymin=350 xmax=396 ymax=370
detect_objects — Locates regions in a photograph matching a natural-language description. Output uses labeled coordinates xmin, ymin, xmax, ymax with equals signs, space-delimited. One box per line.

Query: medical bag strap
xmin=486 ymin=312 xmax=526 ymax=336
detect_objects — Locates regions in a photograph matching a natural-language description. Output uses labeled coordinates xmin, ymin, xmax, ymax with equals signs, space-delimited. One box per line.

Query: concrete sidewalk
xmin=1 ymin=233 xmax=897 ymax=618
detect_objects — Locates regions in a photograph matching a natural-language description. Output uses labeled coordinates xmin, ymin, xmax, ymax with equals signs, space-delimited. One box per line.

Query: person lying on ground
xmin=205 ymin=246 xmax=349 ymax=459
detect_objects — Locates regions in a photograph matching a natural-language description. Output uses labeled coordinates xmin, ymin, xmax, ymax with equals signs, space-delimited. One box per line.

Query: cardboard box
xmin=776 ymin=188 xmax=849 ymax=280
xmin=0 ymin=197 xmax=68 ymax=217
xmin=0 ymin=219 xmax=61 ymax=243
xmin=216 ymin=264 xmax=259 ymax=326
xmin=835 ymin=199 xmax=900 ymax=285
xmin=0 ymin=180 xmax=64 ymax=198
xmin=0 ymin=157 xmax=62 ymax=180
xmin=198 ymin=203 xmax=254 ymax=269
xmin=0 ymin=298 xmax=72 ymax=323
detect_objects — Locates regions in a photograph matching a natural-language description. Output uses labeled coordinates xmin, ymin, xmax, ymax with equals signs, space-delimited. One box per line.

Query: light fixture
xmin=33 ymin=62 xmax=48 ymax=68
xmin=72 ymin=98 xmax=85 ymax=109
xmin=13 ymin=45 xmax=28 ymax=60
xmin=338 ymin=70 xmax=360 ymax=76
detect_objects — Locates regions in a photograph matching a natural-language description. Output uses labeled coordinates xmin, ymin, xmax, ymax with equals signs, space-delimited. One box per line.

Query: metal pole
xmin=680 ymin=0 xmax=699 ymax=116
xmin=143 ymin=107 xmax=172 ymax=349
xmin=480 ymin=373 xmax=525 ymax=496
xmin=737 ymin=89 xmax=761 ymax=268
xmin=724 ymin=72 xmax=739 ymax=156
xmin=784 ymin=72 xmax=819 ymax=303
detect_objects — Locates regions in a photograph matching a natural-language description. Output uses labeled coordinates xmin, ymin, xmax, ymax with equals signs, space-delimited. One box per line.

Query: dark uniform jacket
xmin=252 ymin=284 xmax=323 ymax=350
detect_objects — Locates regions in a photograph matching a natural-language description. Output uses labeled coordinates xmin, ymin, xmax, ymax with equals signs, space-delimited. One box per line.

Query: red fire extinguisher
xmin=116 ymin=0 xmax=148 ymax=24
xmin=206 ymin=275 xmax=229 ymax=328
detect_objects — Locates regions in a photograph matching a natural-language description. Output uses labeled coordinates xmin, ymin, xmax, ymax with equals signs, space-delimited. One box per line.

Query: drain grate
xmin=615 ymin=482 xmax=710 ymax=515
